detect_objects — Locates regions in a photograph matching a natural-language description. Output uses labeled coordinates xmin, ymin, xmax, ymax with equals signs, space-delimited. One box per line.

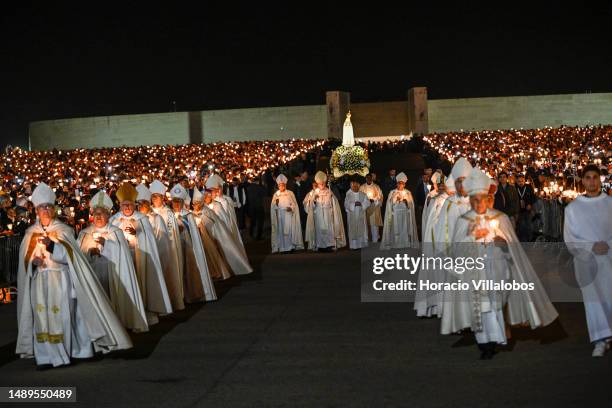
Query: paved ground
xmin=1 ymin=240 xmax=611 ymax=407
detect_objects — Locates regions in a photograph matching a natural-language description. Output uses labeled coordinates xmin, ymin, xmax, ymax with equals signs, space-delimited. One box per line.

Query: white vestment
xmin=344 ymin=190 xmax=371 ymax=249
xmin=17 ymin=220 xmax=132 ymax=367
xmin=192 ymin=209 xmax=233 ymax=280
xmin=174 ymin=209 xmax=217 ymax=302
xmin=209 ymin=200 xmax=248 ymax=258
xmin=304 ymin=188 xmax=346 ymax=250
xmin=78 ymin=224 xmax=148 ymax=332
xmin=271 ymin=189 xmax=304 ymax=253
xmin=216 ymin=195 xmax=246 ymax=251
xmin=196 ymin=206 xmax=253 ymax=275
xmin=414 ymin=192 xmax=451 ymax=317
xmin=380 ymin=189 xmax=419 ymax=250
xmin=564 ymin=194 xmax=612 ymax=342
xmin=359 ymin=182 xmax=383 ymax=242
xmin=440 ymin=209 xmax=558 ymax=342
xmin=148 ymin=207 xmax=185 ymax=311
xmin=109 ymin=212 xmax=172 ymax=324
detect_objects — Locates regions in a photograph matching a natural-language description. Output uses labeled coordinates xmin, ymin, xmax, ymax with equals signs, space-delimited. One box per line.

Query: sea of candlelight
xmin=0 ymin=139 xmax=328 ymax=194
xmin=423 ymin=125 xmax=611 ymax=198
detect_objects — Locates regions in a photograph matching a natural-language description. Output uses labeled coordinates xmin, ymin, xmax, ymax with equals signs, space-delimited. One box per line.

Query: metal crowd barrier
xmin=0 ymin=234 xmax=21 ymax=287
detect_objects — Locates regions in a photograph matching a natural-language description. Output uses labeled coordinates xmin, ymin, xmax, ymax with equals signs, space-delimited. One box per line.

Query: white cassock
xmin=414 ymin=191 xmax=450 ymax=317
xmin=174 ymin=209 xmax=217 ymax=302
xmin=344 ymin=190 xmax=371 ymax=249
xmin=78 ymin=224 xmax=148 ymax=332
xmin=147 ymin=208 xmax=185 ymax=311
xmin=564 ymin=194 xmax=612 ymax=343
xmin=109 ymin=212 xmax=172 ymax=324
xmin=359 ymin=182 xmax=384 ymax=242
xmin=196 ymin=206 xmax=253 ymax=275
xmin=380 ymin=189 xmax=419 ymax=250
xmin=441 ymin=209 xmax=558 ymax=343
xmin=17 ymin=220 xmax=132 ymax=367
xmin=304 ymin=188 xmax=346 ymax=250
xmin=271 ymin=189 xmax=304 ymax=253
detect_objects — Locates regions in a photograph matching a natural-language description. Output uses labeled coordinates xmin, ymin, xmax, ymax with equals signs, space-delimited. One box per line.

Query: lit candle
xmin=489 ymin=219 xmax=499 ymax=238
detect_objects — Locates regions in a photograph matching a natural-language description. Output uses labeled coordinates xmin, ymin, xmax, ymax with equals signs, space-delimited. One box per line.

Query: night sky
xmin=1 ymin=4 xmax=610 ymax=148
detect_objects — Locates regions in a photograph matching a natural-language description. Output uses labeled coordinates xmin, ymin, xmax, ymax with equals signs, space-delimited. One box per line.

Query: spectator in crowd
xmin=515 ymin=174 xmax=537 ymax=241
xmin=246 ymin=176 xmax=267 ymax=240
xmin=494 ymin=171 xmax=520 ymax=224
xmin=225 ymin=177 xmax=248 ymax=231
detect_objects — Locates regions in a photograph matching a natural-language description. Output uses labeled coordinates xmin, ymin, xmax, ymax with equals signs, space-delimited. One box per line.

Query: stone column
xmin=408 ymin=87 xmax=428 ymax=135
xmin=326 ymin=91 xmax=351 ymax=140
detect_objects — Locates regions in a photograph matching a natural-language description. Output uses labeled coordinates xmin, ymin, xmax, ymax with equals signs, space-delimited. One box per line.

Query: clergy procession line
xmin=9 ymin=134 xmax=611 ymax=368
xmin=16 ymin=175 xmax=253 ymax=368
xmin=271 ymin=159 xmax=611 ymax=361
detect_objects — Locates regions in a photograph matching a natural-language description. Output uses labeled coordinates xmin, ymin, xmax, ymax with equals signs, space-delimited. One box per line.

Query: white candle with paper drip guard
xmin=489 ymin=219 xmax=500 ymax=239
xmin=92 ymin=232 xmax=103 ymax=252
xmin=35 ymin=232 xmax=49 ymax=267
xmin=121 ymin=219 xmax=137 ymax=245
xmin=395 ymin=190 xmax=409 ymax=205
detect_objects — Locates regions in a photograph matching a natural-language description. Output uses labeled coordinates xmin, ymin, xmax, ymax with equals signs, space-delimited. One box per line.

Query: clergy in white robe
xmin=359 ymin=174 xmax=383 ymax=242
xmin=432 ymin=159 xmax=474 ymax=257
xmin=138 ymin=182 xmax=184 ymax=311
xmin=304 ymin=171 xmax=346 ymax=251
xmin=190 ymin=188 xmax=231 ymax=280
xmin=17 ymin=183 xmax=132 ymax=367
xmin=421 ymin=171 xmax=443 ymax=233
xmin=380 ymin=172 xmax=419 ymax=250
xmin=345 ymin=176 xmax=371 ymax=249
xmin=170 ymin=184 xmax=217 ymax=302
xmin=271 ymin=174 xmax=304 ymax=253
xmin=441 ymin=168 xmax=558 ymax=359
xmin=563 ymin=164 xmax=612 ymax=357
xmin=206 ymin=174 xmax=246 ymax=255
xmin=200 ymin=189 xmax=253 ymax=275
xmin=414 ymin=175 xmax=454 ymax=318
xmin=190 ymin=188 xmax=233 ymax=280
xmin=78 ymin=191 xmax=148 ymax=332
xmin=109 ymin=183 xmax=172 ymax=325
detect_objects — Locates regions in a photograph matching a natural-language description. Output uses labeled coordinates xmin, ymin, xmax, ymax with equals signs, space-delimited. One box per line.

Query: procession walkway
xmin=0 ymin=241 xmax=610 ymax=407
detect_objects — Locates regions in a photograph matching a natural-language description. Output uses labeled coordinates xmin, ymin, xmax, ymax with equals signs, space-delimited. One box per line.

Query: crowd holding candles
xmin=1 ymin=123 xmax=610 ymax=367
xmin=423 ymin=125 xmax=611 ymax=199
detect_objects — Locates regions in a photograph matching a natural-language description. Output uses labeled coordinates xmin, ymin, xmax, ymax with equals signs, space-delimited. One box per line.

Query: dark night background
xmin=1 ymin=4 xmax=610 ymax=149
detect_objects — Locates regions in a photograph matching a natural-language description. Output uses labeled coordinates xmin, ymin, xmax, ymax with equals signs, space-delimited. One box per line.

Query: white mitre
xmin=170 ymin=184 xmax=189 ymax=201
xmin=276 ymin=174 xmax=288 ymax=184
xmin=150 ymin=180 xmax=168 ymax=195
xmin=396 ymin=172 xmax=408 ymax=183
xmin=90 ymin=191 xmax=114 ymax=211
xmin=464 ymin=168 xmax=493 ymax=196
xmin=451 ymin=157 xmax=473 ymax=180
xmin=192 ymin=188 xmax=204 ymax=203
xmin=31 ymin=182 xmax=56 ymax=207
xmin=205 ymin=174 xmax=224 ymax=189
xmin=136 ymin=183 xmax=152 ymax=202
xmin=314 ymin=171 xmax=327 ymax=183
xmin=445 ymin=175 xmax=456 ymax=193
